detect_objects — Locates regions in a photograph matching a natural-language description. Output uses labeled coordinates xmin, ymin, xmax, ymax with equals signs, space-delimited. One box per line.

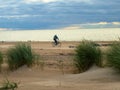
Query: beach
xmin=0 ymin=41 xmax=120 ymax=90
xmin=0 ymin=0 xmax=120 ymax=89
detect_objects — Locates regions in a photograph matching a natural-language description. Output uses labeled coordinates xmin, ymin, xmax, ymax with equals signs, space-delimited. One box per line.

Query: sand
xmin=0 ymin=41 xmax=120 ymax=90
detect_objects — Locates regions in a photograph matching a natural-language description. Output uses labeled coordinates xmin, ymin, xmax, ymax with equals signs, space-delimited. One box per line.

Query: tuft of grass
xmin=94 ymin=48 xmax=102 ymax=67
xmin=58 ymin=60 xmax=64 ymax=75
xmin=33 ymin=55 xmax=44 ymax=70
xmin=0 ymin=78 xmax=18 ymax=90
xmin=107 ymin=41 xmax=120 ymax=71
xmin=0 ymin=51 xmax=3 ymax=71
xmin=7 ymin=43 xmax=36 ymax=70
xmin=0 ymin=51 xmax=3 ymax=65
xmin=74 ymin=40 xmax=102 ymax=73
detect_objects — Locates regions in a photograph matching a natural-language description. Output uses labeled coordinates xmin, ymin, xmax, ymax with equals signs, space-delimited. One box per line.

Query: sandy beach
xmin=0 ymin=41 xmax=120 ymax=90
xmin=0 ymin=0 xmax=120 ymax=89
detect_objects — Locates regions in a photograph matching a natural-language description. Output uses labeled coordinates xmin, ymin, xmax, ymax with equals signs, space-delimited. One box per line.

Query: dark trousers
xmin=54 ymin=39 xmax=58 ymax=45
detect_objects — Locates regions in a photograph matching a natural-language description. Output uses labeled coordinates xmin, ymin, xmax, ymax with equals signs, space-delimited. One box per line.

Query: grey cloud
xmin=0 ymin=0 xmax=120 ymax=29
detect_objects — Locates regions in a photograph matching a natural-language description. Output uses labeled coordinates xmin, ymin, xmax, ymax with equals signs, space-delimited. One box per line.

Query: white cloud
xmin=85 ymin=22 xmax=109 ymax=25
xmin=0 ymin=15 xmax=40 ymax=19
xmin=97 ymin=22 xmax=108 ymax=25
xmin=0 ymin=2 xmax=20 ymax=8
xmin=41 ymin=0 xmax=57 ymax=3
xmin=62 ymin=26 xmax=81 ymax=30
xmin=23 ymin=0 xmax=57 ymax=3
xmin=112 ymin=22 xmax=120 ymax=25
xmin=0 ymin=28 xmax=8 ymax=30
xmin=75 ymin=0 xmax=94 ymax=4
xmin=92 ymin=22 xmax=120 ymax=25
xmin=62 ymin=22 xmax=120 ymax=29
xmin=23 ymin=0 xmax=94 ymax=4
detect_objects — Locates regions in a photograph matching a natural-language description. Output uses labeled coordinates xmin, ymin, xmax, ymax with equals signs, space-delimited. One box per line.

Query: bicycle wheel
xmin=51 ymin=42 xmax=56 ymax=47
xmin=51 ymin=41 xmax=61 ymax=47
xmin=57 ymin=42 xmax=61 ymax=47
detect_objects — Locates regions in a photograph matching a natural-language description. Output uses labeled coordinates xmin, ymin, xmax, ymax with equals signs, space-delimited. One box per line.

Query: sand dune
xmin=0 ymin=41 xmax=120 ymax=90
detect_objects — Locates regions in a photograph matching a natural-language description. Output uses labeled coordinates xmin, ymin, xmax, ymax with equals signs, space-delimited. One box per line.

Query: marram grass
xmin=7 ymin=43 xmax=36 ymax=70
xmin=0 ymin=51 xmax=3 ymax=65
xmin=107 ymin=41 xmax=120 ymax=71
xmin=74 ymin=40 xmax=102 ymax=73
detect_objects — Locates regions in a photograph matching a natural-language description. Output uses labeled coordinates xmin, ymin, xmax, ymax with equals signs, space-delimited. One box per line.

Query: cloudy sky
xmin=0 ymin=0 xmax=120 ymax=30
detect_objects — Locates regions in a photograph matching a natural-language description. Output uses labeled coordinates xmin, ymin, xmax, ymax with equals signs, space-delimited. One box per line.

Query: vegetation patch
xmin=0 ymin=51 xmax=3 ymax=65
xmin=74 ymin=40 xmax=102 ymax=73
xmin=7 ymin=43 xmax=36 ymax=70
xmin=107 ymin=41 xmax=120 ymax=71
xmin=0 ymin=79 xmax=18 ymax=90
xmin=0 ymin=51 xmax=3 ymax=72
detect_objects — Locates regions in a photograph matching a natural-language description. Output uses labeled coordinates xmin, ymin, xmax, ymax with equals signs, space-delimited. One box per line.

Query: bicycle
xmin=51 ymin=41 xmax=61 ymax=47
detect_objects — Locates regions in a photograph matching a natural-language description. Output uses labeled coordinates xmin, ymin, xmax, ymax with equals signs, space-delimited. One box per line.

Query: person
xmin=53 ymin=35 xmax=59 ymax=45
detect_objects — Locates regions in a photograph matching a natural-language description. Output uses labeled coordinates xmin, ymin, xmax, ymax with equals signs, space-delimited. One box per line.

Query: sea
xmin=0 ymin=28 xmax=120 ymax=42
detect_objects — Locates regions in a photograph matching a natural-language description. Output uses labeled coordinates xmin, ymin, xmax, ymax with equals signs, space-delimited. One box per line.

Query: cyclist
xmin=53 ymin=35 xmax=59 ymax=45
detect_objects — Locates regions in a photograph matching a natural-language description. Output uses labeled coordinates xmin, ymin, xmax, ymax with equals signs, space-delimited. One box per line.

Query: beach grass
xmin=74 ymin=40 xmax=102 ymax=73
xmin=0 ymin=51 xmax=3 ymax=65
xmin=0 ymin=51 xmax=3 ymax=71
xmin=107 ymin=40 xmax=120 ymax=71
xmin=0 ymin=78 xmax=18 ymax=90
xmin=7 ymin=43 xmax=36 ymax=70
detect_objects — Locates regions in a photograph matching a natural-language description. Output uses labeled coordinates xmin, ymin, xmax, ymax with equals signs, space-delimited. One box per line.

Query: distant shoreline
xmin=0 ymin=28 xmax=120 ymax=41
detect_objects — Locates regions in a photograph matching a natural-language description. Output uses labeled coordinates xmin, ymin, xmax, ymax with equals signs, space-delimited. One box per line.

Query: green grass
xmin=0 ymin=51 xmax=3 ymax=65
xmin=7 ymin=43 xmax=36 ymax=70
xmin=0 ymin=51 xmax=3 ymax=71
xmin=0 ymin=78 xmax=18 ymax=90
xmin=107 ymin=41 xmax=120 ymax=71
xmin=74 ymin=40 xmax=102 ymax=73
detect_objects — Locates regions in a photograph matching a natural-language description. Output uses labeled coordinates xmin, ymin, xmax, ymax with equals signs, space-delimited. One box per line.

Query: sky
xmin=0 ymin=0 xmax=120 ymax=30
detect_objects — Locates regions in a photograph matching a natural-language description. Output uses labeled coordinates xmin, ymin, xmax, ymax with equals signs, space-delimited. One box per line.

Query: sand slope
xmin=0 ymin=41 xmax=120 ymax=90
xmin=0 ymin=66 xmax=120 ymax=90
